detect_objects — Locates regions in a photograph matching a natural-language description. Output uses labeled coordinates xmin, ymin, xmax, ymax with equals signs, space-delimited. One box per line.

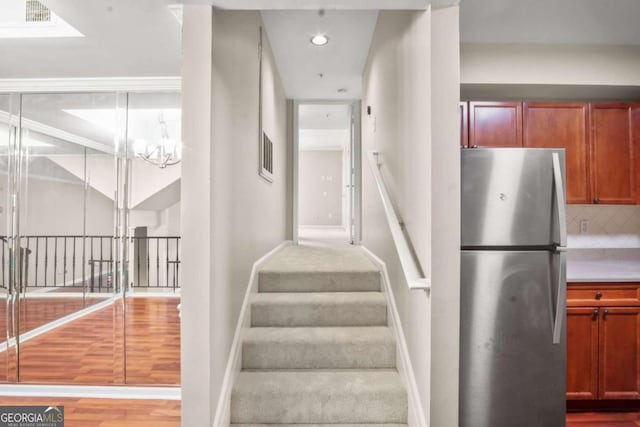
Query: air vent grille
xmin=25 ymin=0 xmax=51 ymax=23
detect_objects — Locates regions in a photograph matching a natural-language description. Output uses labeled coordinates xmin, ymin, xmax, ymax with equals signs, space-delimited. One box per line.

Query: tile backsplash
xmin=567 ymin=204 xmax=640 ymax=248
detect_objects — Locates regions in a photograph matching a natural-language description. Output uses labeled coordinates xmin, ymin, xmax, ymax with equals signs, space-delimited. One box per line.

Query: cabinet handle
xmin=594 ymin=197 xmax=600 ymax=204
xmin=592 ymin=309 xmax=599 ymax=320
xmin=595 ymin=291 xmax=603 ymax=300
xmin=603 ymin=309 xmax=609 ymax=319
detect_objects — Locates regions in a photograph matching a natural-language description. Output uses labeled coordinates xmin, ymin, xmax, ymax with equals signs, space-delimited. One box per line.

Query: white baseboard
xmin=361 ymin=246 xmax=429 ymax=427
xmin=0 ymin=384 xmax=180 ymax=400
xmin=212 ymin=240 xmax=292 ymax=427
xmin=0 ymin=297 xmax=116 ymax=352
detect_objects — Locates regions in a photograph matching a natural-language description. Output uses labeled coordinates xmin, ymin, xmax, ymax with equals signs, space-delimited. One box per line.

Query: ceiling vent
xmin=25 ymin=0 xmax=51 ymax=23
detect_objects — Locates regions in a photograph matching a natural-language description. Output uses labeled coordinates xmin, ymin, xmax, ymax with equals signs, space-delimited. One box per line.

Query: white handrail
xmin=366 ymin=151 xmax=431 ymax=291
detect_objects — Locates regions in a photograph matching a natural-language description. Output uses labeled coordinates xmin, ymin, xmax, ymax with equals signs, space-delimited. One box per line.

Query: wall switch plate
xmin=579 ymin=219 xmax=588 ymax=234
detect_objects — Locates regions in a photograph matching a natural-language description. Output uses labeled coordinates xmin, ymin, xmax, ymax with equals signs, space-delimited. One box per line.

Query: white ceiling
xmin=299 ymin=103 xmax=351 ymax=151
xmin=299 ymin=104 xmax=351 ymax=129
xmin=461 ymin=0 xmax=640 ymax=46
xmin=261 ymin=10 xmax=378 ymax=99
xmin=201 ymin=0 xmax=428 ymax=9
xmin=0 ymin=0 xmax=181 ymax=78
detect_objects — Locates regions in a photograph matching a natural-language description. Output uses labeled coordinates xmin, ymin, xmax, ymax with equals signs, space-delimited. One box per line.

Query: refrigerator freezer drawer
xmin=460 ymin=250 xmax=566 ymax=427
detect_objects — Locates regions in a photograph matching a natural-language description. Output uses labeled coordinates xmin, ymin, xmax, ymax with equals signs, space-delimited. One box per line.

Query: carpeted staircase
xmin=230 ymin=245 xmax=408 ymax=426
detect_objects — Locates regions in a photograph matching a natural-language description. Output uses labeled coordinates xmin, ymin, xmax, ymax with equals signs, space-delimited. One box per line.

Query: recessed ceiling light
xmin=310 ymin=34 xmax=329 ymax=46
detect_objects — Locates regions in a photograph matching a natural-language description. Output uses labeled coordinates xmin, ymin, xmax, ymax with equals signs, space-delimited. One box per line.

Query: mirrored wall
xmin=0 ymin=91 xmax=181 ymax=386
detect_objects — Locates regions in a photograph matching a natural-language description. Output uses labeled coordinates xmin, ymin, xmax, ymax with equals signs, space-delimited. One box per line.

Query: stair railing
xmin=366 ymin=151 xmax=431 ymax=291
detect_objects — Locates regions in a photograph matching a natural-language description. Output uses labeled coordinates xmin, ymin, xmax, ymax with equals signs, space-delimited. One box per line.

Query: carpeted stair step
xmin=242 ymin=327 xmax=395 ymax=369
xmin=258 ymin=245 xmax=381 ymax=293
xmin=251 ymin=292 xmax=387 ymax=327
xmin=230 ymin=370 xmax=407 ymax=424
xmin=259 ymin=270 xmax=380 ymax=292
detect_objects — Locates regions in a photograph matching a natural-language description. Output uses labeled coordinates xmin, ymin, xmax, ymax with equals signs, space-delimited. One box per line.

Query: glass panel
xmin=16 ymin=92 xmax=121 ymax=384
xmin=125 ymin=91 xmax=181 ymax=385
xmin=0 ymin=94 xmax=16 ymax=382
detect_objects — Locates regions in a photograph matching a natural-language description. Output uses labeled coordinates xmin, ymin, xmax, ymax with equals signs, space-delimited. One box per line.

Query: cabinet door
xmin=567 ymin=307 xmax=599 ymax=400
xmin=469 ymin=102 xmax=523 ymax=148
xmin=598 ymin=307 xmax=640 ymax=399
xmin=524 ymin=103 xmax=590 ymax=204
xmin=460 ymin=102 xmax=468 ymax=148
xmin=590 ymin=104 xmax=636 ymax=204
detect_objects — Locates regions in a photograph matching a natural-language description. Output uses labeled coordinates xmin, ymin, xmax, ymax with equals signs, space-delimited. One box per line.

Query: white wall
xmin=181 ymin=7 xmax=289 ymax=427
xmin=429 ymin=6 xmax=461 ymax=427
xmin=299 ymin=150 xmax=343 ymax=226
xmin=361 ymin=9 xmax=432 ymax=422
xmin=361 ymin=7 xmax=460 ymax=426
xmin=180 ymin=6 xmax=213 ymax=426
xmin=461 ymin=43 xmax=640 ymax=86
xmin=0 ymin=171 xmax=115 ymax=287
xmin=51 ymin=155 xmax=181 ymax=208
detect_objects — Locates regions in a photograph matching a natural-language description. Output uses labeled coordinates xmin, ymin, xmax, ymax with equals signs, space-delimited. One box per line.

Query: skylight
xmin=0 ymin=0 xmax=84 ymax=39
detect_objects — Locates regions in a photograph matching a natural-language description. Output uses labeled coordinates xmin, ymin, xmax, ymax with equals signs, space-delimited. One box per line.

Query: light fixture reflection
xmin=132 ymin=113 xmax=181 ymax=168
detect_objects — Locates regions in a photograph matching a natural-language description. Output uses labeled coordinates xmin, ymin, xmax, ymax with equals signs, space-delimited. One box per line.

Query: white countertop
xmin=567 ymin=248 xmax=640 ymax=283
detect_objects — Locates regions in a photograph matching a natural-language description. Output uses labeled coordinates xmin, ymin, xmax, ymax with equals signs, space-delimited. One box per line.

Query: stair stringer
xmin=212 ymin=241 xmax=293 ymax=427
xmin=361 ymin=246 xmax=429 ymax=427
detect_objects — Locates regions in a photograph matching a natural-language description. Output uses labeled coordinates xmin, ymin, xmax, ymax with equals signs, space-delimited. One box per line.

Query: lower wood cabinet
xmin=567 ymin=283 xmax=640 ymax=401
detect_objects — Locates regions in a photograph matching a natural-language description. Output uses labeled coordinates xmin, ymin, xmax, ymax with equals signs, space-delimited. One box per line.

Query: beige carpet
xmin=230 ymin=244 xmax=408 ymax=426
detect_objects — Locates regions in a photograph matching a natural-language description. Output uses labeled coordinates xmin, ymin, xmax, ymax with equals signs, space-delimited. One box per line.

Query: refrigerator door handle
xmin=552 ymin=152 xmax=567 ymax=249
xmin=552 ymin=251 xmax=567 ymax=344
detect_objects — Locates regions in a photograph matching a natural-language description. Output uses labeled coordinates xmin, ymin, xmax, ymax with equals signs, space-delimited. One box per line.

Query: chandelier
xmin=133 ymin=113 xmax=181 ymax=168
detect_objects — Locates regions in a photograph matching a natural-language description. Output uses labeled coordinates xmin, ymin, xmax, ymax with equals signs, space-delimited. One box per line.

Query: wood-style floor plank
xmin=0 ymin=396 xmax=180 ymax=427
xmin=124 ymin=297 xmax=181 ymax=385
xmin=0 ymin=297 xmax=180 ymax=385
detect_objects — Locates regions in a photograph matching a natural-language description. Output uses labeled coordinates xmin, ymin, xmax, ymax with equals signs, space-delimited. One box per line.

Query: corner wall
xmin=361 ymin=7 xmax=460 ymax=426
xmin=181 ymin=7 xmax=289 ymax=427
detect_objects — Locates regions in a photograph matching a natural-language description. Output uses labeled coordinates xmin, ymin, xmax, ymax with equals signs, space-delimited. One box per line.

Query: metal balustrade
xmin=0 ymin=235 xmax=180 ymax=291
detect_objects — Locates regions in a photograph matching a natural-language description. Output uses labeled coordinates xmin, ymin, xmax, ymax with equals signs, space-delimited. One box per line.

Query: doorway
xmin=294 ymin=101 xmax=361 ymax=246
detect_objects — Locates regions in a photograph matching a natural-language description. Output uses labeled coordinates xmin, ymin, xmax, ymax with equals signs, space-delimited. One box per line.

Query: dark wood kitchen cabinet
xmin=567 ymin=307 xmax=599 ymax=400
xmin=567 ymin=283 xmax=640 ymax=402
xmin=590 ymin=103 xmax=636 ymax=204
xmin=524 ymin=102 xmax=590 ymax=204
xmin=469 ymin=101 xmax=522 ymax=148
xmin=598 ymin=307 xmax=640 ymax=400
xmin=633 ymin=107 xmax=640 ymax=204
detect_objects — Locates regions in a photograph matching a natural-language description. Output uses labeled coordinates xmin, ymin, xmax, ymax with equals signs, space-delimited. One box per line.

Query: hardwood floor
xmin=124 ymin=297 xmax=181 ymax=385
xmin=0 ymin=297 xmax=180 ymax=385
xmin=0 ymin=396 xmax=180 ymax=427
xmin=0 ymin=295 xmax=108 ymax=337
xmin=567 ymin=412 xmax=640 ymax=426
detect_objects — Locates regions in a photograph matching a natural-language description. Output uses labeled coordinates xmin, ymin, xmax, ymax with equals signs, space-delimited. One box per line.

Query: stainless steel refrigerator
xmin=460 ymin=148 xmax=567 ymax=427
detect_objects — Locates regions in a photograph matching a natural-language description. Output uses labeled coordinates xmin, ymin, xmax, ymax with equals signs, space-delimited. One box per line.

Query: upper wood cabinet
xmin=590 ymin=103 xmax=636 ymax=204
xmin=523 ymin=103 xmax=590 ymax=204
xmin=469 ymin=101 xmax=523 ymax=148
xmin=460 ymin=102 xmax=468 ymax=148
